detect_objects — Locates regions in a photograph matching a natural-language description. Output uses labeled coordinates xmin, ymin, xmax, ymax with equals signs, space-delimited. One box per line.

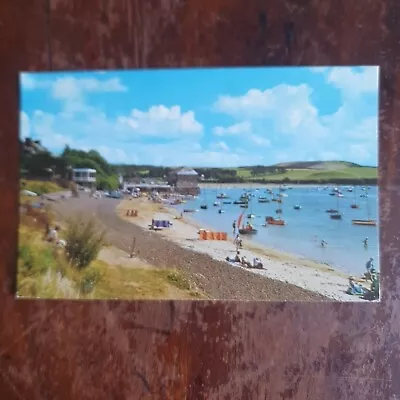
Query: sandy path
xmin=49 ymin=194 xmax=331 ymax=301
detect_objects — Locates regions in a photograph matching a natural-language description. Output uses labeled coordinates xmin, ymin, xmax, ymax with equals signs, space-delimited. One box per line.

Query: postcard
xmin=18 ymin=66 xmax=379 ymax=301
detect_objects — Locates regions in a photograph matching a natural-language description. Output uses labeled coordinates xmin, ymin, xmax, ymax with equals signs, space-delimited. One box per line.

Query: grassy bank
xmin=21 ymin=179 xmax=64 ymax=195
xmin=17 ymin=208 xmax=204 ymax=300
xmin=234 ymin=166 xmax=377 ymax=181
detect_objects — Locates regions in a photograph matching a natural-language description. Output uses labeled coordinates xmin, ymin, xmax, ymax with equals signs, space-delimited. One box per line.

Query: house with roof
xmin=168 ymin=167 xmax=200 ymax=195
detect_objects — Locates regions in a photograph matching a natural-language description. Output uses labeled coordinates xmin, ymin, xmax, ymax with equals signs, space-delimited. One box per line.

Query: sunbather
xmin=240 ymin=256 xmax=252 ymax=268
xmin=347 ymin=276 xmax=366 ymax=296
xmin=253 ymin=257 xmax=264 ymax=269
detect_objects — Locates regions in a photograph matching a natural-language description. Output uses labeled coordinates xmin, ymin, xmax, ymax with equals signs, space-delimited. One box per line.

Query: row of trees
xmin=20 ymin=140 xmax=120 ymax=191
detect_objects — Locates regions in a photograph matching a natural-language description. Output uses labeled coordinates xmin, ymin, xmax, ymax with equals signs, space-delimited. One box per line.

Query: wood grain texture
xmin=1 ymin=0 xmax=399 ymax=398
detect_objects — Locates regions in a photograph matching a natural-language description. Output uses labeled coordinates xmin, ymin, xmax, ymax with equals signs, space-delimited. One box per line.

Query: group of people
xmin=225 ymin=251 xmax=264 ymax=269
xmin=226 ymin=225 xmax=264 ymax=269
xmin=346 ymin=256 xmax=379 ymax=299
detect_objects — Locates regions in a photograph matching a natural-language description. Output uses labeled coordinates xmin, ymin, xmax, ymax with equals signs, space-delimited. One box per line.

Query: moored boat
xmin=265 ymin=216 xmax=285 ymax=226
xmin=238 ymin=227 xmax=258 ymax=234
xmin=351 ymin=219 xmax=377 ymax=226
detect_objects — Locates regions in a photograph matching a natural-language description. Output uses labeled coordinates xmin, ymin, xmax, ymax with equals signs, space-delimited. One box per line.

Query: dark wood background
xmin=1 ymin=1 xmax=399 ymax=399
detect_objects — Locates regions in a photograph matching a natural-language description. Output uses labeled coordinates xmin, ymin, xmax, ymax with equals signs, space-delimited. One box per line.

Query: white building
xmin=72 ymin=168 xmax=96 ymax=187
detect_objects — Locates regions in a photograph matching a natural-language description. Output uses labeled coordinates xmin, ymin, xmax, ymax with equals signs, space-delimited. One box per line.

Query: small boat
xmin=265 ymin=216 xmax=285 ymax=226
xmin=275 ymin=208 xmax=282 ymax=214
xmin=223 ymin=201 xmax=232 ymax=204
xmin=239 ymin=227 xmax=258 ymax=234
xmin=240 ymin=204 xmax=249 ymax=209
xmin=213 ymin=201 xmax=220 ymax=206
xmin=218 ymin=209 xmax=225 ymax=214
xmin=183 ymin=209 xmax=196 ymax=213
xmin=233 ymin=200 xmax=248 ymax=205
xmin=351 ymin=219 xmax=377 ymax=226
xmin=216 ymin=193 xmax=229 ymax=199
xmin=258 ymin=198 xmax=269 ymax=203
xmin=326 ymin=209 xmax=339 ymax=213
xmin=352 ymin=188 xmax=375 ymax=226
xmin=350 ymin=204 xmax=359 ymax=209
xmin=330 ymin=213 xmax=342 ymax=220
xmin=247 ymin=214 xmax=255 ymax=219
xmin=293 ymin=204 xmax=301 ymax=210
xmin=200 ymin=204 xmax=208 ymax=210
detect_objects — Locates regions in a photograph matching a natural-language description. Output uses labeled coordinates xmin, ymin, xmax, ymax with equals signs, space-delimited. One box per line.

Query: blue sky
xmin=20 ymin=66 xmax=379 ymax=167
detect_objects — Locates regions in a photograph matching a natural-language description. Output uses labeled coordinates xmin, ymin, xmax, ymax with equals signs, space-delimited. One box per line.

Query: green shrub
xmin=64 ymin=217 xmax=106 ymax=269
xmin=79 ymin=266 xmax=103 ymax=294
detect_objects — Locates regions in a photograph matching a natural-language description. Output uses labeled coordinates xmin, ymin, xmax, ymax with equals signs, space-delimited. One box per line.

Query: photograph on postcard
xmin=17 ymin=66 xmax=379 ymax=301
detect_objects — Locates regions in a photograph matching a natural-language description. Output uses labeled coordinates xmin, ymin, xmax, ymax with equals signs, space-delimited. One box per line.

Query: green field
xmin=234 ymin=165 xmax=378 ymax=182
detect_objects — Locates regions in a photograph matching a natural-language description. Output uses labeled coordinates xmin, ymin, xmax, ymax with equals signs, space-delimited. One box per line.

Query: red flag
xmin=237 ymin=212 xmax=244 ymax=228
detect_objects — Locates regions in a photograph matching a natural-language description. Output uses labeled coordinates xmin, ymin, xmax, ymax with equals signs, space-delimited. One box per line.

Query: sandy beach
xmin=116 ymin=196 xmax=366 ymax=301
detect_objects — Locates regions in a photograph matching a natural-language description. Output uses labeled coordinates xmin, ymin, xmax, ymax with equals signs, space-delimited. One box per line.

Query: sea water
xmin=173 ymin=186 xmax=379 ymax=276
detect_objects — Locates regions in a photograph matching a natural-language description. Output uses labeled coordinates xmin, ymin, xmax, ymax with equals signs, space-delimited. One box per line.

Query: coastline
xmin=199 ymin=183 xmax=377 ymax=189
xmin=117 ymin=197 xmax=365 ymax=301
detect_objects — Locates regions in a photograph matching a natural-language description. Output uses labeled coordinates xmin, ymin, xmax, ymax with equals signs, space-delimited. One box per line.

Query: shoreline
xmin=199 ymin=183 xmax=377 ymax=189
xmin=117 ymin=197 xmax=366 ymax=301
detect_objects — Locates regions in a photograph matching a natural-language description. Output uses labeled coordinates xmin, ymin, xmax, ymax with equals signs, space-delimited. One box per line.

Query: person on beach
xmin=234 ymin=234 xmax=242 ymax=250
xmin=253 ymin=257 xmax=263 ymax=269
xmin=234 ymin=251 xmax=241 ymax=263
xmin=366 ymin=257 xmax=374 ymax=273
xmin=364 ymin=257 xmax=376 ymax=280
xmin=225 ymin=251 xmax=242 ymax=263
xmin=240 ymin=255 xmax=252 ymax=268
xmin=232 ymin=220 xmax=236 ymax=234
xmin=347 ymin=276 xmax=366 ymax=296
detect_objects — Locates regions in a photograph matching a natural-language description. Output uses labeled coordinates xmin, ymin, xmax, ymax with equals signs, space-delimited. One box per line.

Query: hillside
xmin=269 ymin=160 xmax=362 ymax=170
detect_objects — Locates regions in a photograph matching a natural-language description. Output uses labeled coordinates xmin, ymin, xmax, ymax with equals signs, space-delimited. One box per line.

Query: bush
xmin=64 ymin=217 xmax=106 ymax=269
xmin=79 ymin=266 xmax=104 ymax=294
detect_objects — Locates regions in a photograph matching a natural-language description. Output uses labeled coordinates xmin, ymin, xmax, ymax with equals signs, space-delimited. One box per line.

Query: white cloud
xmin=20 ymin=74 xmax=40 ymax=90
xmin=250 ymin=135 xmax=270 ymax=146
xmin=210 ymin=141 xmax=230 ymax=152
xmin=309 ymin=67 xmax=329 ymax=74
xmin=213 ymin=121 xmax=251 ymax=136
xmin=116 ymin=105 xmax=203 ymax=138
xmin=19 ymin=111 xmax=30 ymax=139
xmin=214 ymin=84 xmax=327 ymax=139
xmin=98 ymin=146 xmax=130 ymax=164
xmin=52 ymin=76 xmax=127 ymax=101
xmin=326 ymin=67 xmax=379 ymax=96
